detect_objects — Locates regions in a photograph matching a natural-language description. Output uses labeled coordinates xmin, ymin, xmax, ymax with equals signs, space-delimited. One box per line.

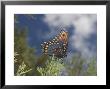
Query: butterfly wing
xmin=41 ymin=30 xmax=68 ymax=58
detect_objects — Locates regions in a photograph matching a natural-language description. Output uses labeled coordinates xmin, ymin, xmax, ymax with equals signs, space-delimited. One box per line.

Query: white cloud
xmin=44 ymin=14 xmax=97 ymax=59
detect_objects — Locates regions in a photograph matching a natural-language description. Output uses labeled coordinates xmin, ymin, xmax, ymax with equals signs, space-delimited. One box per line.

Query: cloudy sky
xmin=15 ymin=14 xmax=97 ymax=59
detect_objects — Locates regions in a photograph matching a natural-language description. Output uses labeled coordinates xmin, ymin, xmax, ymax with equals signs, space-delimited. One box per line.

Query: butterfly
xmin=41 ymin=30 xmax=68 ymax=58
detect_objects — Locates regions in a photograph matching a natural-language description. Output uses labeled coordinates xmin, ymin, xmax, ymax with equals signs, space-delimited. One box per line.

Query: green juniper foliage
xmin=16 ymin=61 xmax=32 ymax=76
xmin=64 ymin=54 xmax=97 ymax=76
xmin=37 ymin=55 xmax=64 ymax=76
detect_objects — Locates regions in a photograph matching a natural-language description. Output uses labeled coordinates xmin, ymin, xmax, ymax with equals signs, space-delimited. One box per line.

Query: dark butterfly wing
xmin=41 ymin=30 xmax=68 ymax=58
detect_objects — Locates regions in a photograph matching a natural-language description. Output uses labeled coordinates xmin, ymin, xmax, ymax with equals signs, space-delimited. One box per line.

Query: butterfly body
xmin=41 ymin=30 xmax=68 ymax=58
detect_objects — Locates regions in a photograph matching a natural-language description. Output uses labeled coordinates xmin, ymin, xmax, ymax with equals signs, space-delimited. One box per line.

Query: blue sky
xmin=15 ymin=14 xmax=97 ymax=59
